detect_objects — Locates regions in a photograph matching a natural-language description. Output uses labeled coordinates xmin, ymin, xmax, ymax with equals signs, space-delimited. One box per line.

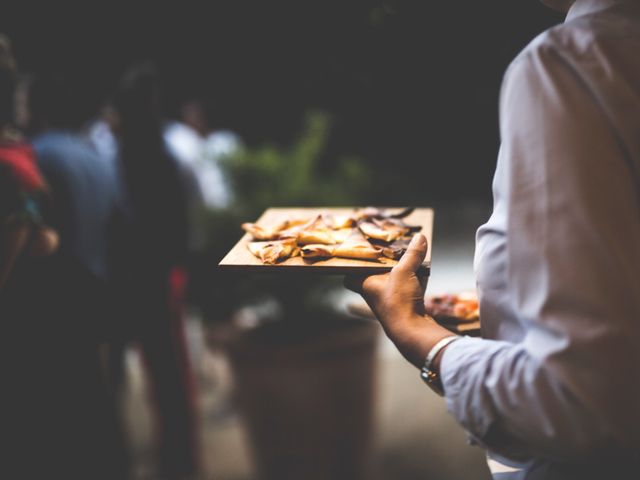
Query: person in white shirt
xmin=164 ymin=99 xmax=238 ymax=211
xmin=347 ymin=0 xmax=640 ymax=478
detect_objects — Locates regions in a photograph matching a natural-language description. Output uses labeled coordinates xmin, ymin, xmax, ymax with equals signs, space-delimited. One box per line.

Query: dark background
xmin=1 ymin=1 xmax=562 ymax=203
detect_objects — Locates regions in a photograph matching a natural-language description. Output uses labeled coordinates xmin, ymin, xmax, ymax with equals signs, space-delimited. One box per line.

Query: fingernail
xmin=410 ymin=233 xmax=425 ymax=247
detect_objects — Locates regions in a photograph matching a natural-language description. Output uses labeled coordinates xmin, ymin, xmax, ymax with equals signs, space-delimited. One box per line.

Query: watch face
xmin=421 ymin=369 xmax=444 ymax=396
xmin=422 ymin=336 xmax=462 ymax=396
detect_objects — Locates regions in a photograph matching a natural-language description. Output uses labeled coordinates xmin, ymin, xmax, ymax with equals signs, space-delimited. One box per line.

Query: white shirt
xmin=439 ymin=1 xmax=640 ymax=478
xmin=164 ymin=121 xmax=238 ymax=210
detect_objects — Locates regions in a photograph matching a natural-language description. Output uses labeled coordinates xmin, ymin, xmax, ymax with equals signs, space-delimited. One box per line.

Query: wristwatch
xmin=421 ymin=335 xmax=463 ymax=396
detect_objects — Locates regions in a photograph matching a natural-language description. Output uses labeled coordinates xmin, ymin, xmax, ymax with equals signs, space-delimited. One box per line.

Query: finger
xmin=393 ymin=233 xmax=428 ymax=274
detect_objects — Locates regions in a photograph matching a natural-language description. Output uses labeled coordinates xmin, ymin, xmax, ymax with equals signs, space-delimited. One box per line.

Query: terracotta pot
xmin=226 ymin=317 xmax=379 ymax=480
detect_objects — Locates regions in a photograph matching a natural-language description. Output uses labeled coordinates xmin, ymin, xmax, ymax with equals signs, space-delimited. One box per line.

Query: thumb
xmin=393 ymin=233 xmax=428 ymax=274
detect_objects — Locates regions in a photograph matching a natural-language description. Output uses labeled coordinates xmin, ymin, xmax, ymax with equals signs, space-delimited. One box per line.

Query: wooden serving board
xmin=347 ymin=301 xmax=480 ymax=337
xmin=218 ymin=207 xmax=433 ymax=275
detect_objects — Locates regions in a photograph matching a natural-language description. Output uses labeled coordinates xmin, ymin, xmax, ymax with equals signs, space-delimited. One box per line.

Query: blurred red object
xmin=424 ymin=291 xmax=479 ymax=322
xmin=0 ymin=142 xmax=45 ymax=192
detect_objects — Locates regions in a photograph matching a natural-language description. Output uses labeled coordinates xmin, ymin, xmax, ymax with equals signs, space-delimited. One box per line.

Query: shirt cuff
xmin=439 ymin=336 xmax=511 ymax=440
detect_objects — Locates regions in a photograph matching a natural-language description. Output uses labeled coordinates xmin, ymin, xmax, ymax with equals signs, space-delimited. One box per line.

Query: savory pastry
xmin=331 ymin=228 xmax=353 ymax=244
xmin=297 ymin=215 xmax=339 ymax=245
xmin=358 ymin=218 xmax=409 ymax=243
xmin=247 ymin=238 xmax=299 ymax=264
xmin=300 ymin=244 xmax=335 ymax=259
xmin=353 ymin=206 xmax=415 ymax=221
xmin=322 ymin=213 xmax=355 ymax=229
xmin=242 ymin=207 xmax=422 ymax=265
xmin=332 ymin=229 xmax=382 ymax=260
xmin=379 ymin=237 xmax=413 ymax=260
xmin=242 ymin=222 xmax=281 ymax=241
xmin=274 ymin=218 xmax=312 ymax=237
xmin=301 ymin=231 xmax=382 ymax=261
xmin=243 ymin=218 xmax=310 ymax=240
xmin=385 ymin=206 xmax=415 ymax=219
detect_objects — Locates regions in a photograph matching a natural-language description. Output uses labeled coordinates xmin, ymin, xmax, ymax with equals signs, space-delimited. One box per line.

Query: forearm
xmin=440 ymin=335 xmax=640 ymax=461
xmin=383 ymin=312 xmax=456 ymax=369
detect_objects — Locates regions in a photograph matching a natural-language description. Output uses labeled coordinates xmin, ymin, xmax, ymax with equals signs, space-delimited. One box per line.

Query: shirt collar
xmin=567 ymin=0 xmax=635 ymax=21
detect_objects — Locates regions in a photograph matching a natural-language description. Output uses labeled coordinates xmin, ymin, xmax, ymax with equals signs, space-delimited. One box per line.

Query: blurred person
xmin=0 ymin=142 xmax=58 ymax=289
xmin=164 ymin=97 xmax=239 ymax=213
xmin=1 ymin=44 xmax=127 ymax=479
xmin=164 ymin=96 xmax=240 ymax=293
xmin=0 ymin=36 xmax=58 ymax=290
xmin=26 ymin=73 xmax=122 ymax=281
xmin=110 ymin=64 xmax=198 ymax=479
xmin=86 ymin=104 xmax=120 ymax=164
xmin=164 ymin=96 xmax=242 ymax=334
xmin=22 ymin=71 xmax=127 ymax=479
xmin=163 ymin=98 xmax=209 ymax=254
xmin=347 ymin=0 xmax=640 ymax=479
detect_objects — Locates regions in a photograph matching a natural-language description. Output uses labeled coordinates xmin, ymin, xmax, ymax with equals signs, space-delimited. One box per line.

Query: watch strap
xmin=421 ymin=335 xmax=463 ymax=396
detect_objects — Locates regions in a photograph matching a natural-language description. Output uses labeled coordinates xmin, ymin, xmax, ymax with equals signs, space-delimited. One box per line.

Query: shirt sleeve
xmin=439 ymin=44 xmax=640 ymax=462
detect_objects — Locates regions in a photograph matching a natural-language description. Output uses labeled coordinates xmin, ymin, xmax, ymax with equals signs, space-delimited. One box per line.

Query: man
xmin=348 ymin=0 xmax=640 ymax=478
xmin=27 ymin=74 xmax=121 ymax=281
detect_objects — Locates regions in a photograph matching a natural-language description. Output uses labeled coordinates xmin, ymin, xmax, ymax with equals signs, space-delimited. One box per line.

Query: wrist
xmin=420 ymin=334 xmax=463 ymax=396
xmin=389 ymin=314 xmax=455 ymax=368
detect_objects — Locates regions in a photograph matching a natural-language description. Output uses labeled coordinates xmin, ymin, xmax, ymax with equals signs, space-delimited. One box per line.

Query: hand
xmin=345 ymin=234 xmax=453 ymax=368
xmin=1 ymin=223 xmax=59 ymax=290
xmin=28 ymin=226 xmax=59 ymax=257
